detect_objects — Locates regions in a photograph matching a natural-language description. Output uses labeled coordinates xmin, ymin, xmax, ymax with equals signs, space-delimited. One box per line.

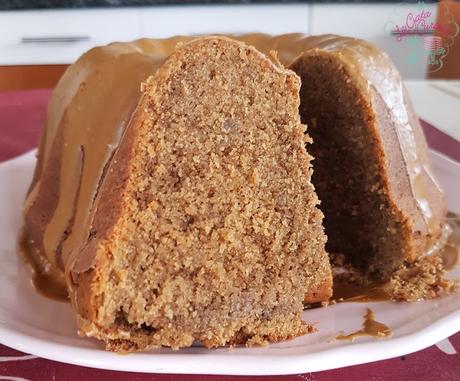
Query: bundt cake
xmin=19 ymin=36 xmax=331 ymax=351
xmin=19 ymin=33 xmax=452 ymax=352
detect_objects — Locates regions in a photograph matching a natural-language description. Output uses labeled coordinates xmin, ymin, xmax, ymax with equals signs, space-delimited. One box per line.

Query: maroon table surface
xmin=1 ymin=89 xmax=460 ymax=381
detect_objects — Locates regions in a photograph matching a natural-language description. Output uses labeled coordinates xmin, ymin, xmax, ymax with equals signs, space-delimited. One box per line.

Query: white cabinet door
xmin=140 ymin=4 xmax=309 ymax=37
xmin=0 ymin=9 xmax=142 ymax=65
xmin=310 ymin=3 xmax=438 ymax=79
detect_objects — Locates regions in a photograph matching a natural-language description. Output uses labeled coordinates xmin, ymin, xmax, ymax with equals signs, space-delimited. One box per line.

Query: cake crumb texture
xmin=390 ymin=254 xmax=459 ymax=301
xmin=331 ymin=252 xmax=458 ymax=302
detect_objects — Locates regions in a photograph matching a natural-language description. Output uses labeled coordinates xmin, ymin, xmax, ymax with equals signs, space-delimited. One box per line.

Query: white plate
xmin=0 ymin=149 xmax=459 ymax=376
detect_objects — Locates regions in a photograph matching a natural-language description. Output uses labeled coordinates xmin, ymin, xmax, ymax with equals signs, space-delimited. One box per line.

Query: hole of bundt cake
xmin=93 ymin=39 xmax=328 ymax=349
xmin=292 ymin=54 xmax=406 ymax=281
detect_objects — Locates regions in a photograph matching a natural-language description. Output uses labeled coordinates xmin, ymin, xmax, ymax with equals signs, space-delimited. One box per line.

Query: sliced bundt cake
xmin=19 ymin=33 xmax=453 ymax=352
xmin=20 ymin=36 xmax=332 ymax=351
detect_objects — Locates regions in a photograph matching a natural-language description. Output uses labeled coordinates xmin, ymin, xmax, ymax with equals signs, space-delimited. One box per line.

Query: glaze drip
xmin=336 ymin=308 xmax=392 ymax=341
xmin=22 ymin=49 xmax=166 ymax=280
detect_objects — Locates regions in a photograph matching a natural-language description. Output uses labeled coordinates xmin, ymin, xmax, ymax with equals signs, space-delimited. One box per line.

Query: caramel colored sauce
xmin=29 ymin=271 xmax=69 ymax=302
xmin=18 ymin=229 xmax=69 ymax=302
xmin=333 ymin=282 xmax=391 ymax=303
xmin=443 ymin=213 xmax=460 ymax=271
xmin=336 ymin=308 xmax=392 ymax=341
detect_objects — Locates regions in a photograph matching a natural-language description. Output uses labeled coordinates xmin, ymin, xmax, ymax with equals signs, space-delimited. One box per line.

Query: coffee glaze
xmin=19 ymin=34 xmax=447 ymax=300
xmin=442 ymin=213 xmax=460 ymax=270
xmin=336 ymin=308 xmax=392 ymax=341
xmin=18 ymin=228 xmax=68 ymax=301
xmin=20 ymin=40 xmax=176 ymax=299
xmin=333 ymin=282 xmax=391 ymax=303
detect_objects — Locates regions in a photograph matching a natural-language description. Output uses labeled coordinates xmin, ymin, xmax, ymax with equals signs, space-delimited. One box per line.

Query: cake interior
xmin=291 ymin=54 xmax=409 ymax=282
xmin=85 ymin=39 xmax=329 ymax=350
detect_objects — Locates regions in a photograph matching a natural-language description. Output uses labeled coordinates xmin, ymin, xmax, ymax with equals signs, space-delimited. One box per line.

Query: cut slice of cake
xmin=20 ymin=36 xmax=332 ymax=351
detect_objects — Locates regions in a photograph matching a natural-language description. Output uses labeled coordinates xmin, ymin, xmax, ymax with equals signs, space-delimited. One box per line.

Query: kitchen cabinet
xmin=0 ymin=3 xmax=441 ymax=78
xmin=0 ymin=9 xmax=141 ymax=65
xmin=140 ymin=4 xmax=309 ymax=37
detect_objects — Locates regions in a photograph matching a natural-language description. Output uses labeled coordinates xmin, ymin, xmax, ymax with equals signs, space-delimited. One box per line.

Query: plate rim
xmin=1 ymin=304 xmax=459 ymax=375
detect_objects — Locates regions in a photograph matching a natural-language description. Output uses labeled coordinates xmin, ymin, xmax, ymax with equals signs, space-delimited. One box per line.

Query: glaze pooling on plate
xmin=336 ymin=308 xmax=392 ymax=341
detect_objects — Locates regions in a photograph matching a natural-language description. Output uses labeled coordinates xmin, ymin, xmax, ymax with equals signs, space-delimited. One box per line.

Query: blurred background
xmin=0 ymin=0 xmax=459 ymax=91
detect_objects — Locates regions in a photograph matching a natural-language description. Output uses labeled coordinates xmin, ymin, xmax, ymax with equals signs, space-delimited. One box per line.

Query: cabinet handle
xmin=21 ymin=36 xmax=90 ymax=43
